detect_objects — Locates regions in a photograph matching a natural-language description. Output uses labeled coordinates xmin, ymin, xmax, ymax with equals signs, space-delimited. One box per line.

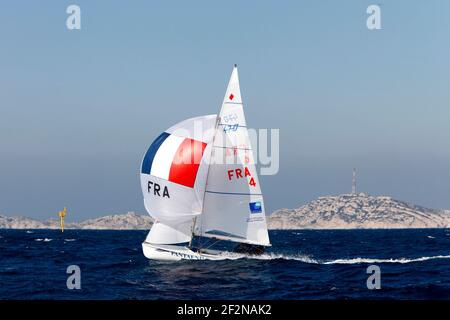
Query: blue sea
xmin=0 ymin=229 xmax=449 ymax=300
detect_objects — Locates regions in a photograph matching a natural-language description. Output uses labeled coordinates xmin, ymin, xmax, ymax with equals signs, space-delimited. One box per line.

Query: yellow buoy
xmin=58 ymin=207 xmax=67 ymax=232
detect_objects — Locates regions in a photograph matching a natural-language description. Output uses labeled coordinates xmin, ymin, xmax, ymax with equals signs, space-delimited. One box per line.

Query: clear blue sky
xmin=1 ymin=1 xmax=449 ymax=221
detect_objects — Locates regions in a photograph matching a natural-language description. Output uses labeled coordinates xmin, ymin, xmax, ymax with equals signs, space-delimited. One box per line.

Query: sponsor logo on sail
xmin=222 ymin=113 xmax=238 ymax=123
xmin=249 ymin=201 xmax=262 ymax=214
xmin=223 ymin=123 xmax=239 ymax=132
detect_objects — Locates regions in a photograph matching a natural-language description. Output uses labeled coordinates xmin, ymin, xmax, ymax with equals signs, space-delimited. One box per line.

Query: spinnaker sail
xmin=140 ymin=115 xmax=216 ymax=243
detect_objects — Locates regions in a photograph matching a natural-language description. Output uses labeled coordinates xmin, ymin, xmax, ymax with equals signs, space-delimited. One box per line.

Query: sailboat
xmin=140 ymin=65 xmax=270 ymax=261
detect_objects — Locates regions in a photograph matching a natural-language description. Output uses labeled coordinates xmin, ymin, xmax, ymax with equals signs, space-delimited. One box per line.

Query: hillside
xmin=268 ymin=193 xmax=450 ymax=229
xmin=0 ymin=212 xmax=153 ymax=230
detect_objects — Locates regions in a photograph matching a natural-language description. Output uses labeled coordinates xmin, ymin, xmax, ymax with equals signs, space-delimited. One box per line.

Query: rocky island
xmin=0 ymin=212 xmax=153 ymax=230
xmin=268 ymin=193 xmax=450 ymax=229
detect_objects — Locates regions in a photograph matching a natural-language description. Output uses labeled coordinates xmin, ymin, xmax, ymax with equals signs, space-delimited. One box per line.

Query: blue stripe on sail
xmin=141 ymin=132 xmax=170 ymax=174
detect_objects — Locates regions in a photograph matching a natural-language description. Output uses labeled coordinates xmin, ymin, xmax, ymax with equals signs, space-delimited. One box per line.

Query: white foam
xmin=64 ymin=239 xmax=76 ymax=242
xmin=251 ymin=253 xmax=319 ymax=264
xmin=219 ymin=252 xmax=450 ymax=265
xmin=323 ymin=255 xmax=450 ymax=265
xmin=35 ymin=238 xmax=53 ymax=242
xmin=218 ymin=252 xmax=319 ymax=263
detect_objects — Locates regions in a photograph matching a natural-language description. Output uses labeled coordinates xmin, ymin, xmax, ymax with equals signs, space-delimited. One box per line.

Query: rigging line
xmin=197 ymin=236 xmax=214 ymax=252
xmin=197 ymin=114 xmax=221 ymax=250
xmin=213 ymin=145 xmax=252 ymax=151
xmin=201 ymin=237 xmax=223 ymax=252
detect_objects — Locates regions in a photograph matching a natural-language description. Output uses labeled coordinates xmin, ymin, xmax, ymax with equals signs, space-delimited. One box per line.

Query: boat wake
xmin=322 ymin=255 xmax=450 ymax=265
xmin=221 ymin=252 xmax=450 ymax=265
xmin=218 ymin=252 xmax=319 ymax=263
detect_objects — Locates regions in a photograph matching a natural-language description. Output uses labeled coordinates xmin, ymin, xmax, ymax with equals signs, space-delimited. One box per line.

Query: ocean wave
xmin=64 ymin=239 xmax=76 ymax=242
xmin=34 ymin=238 xmax=53 ymax=242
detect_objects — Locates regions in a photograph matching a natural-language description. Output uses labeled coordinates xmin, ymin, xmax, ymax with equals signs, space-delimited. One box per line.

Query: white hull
xmin=142 ymin=242 xmax=226 ymax=261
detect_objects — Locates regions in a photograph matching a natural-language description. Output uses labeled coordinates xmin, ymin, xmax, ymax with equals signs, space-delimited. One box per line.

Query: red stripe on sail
xmin=168 ymin=138 xmax=207 ymax=188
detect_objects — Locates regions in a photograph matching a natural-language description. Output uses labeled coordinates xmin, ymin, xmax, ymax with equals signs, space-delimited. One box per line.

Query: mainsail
xmin=140 ymin=65 xmax=270 ymax=248
xmin=194 ymin=66 xmax=271 ymax=246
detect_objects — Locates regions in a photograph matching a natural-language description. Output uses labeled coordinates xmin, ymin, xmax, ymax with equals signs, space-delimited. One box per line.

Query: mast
xmin=191 ymin=74 xmax=226 ymax=248
xmin=188 ymin=217 xmax=197 ymax=248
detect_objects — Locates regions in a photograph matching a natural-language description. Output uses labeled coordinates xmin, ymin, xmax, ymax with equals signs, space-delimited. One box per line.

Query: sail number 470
xmin=227 ymin=167 xmax=256 ymax=187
